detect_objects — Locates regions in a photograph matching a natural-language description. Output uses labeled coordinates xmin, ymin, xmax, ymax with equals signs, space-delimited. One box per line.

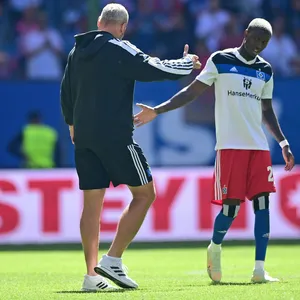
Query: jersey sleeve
xmin=111 ymin=39 xmax=194 ymax=82
xmin=196 ymin=55 xmax=218 ymax=86
xmin=261 ymin=75 xmax=274 ymax=99
xmin=60 ymin=48 xmax=74 ymax=125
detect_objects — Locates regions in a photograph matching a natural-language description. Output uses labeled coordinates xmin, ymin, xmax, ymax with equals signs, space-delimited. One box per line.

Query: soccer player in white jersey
xmin=133 ymin=18 xmax=295 ymax=283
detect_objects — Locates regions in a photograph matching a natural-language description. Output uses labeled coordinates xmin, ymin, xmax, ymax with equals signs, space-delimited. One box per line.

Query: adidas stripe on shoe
xmin=94 ymin=255 xmax=138 ymax=289
xmin=81 ymin=274 xmax=118 ymax=292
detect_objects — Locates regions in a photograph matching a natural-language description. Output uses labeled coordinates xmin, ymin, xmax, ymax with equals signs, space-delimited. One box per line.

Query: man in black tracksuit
xmin=60 ymin=3 xmax=200 ymax=292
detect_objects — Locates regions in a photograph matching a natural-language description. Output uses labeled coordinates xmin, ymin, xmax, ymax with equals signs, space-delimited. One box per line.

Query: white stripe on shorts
xmin=127 ymin=145 xmax=148 ymax=185
xmin=214 ymin=151 xmax=222 ymax=200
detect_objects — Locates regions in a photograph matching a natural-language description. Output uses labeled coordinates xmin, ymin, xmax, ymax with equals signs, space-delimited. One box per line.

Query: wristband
xmin=279 ymin=139 xmax=289 ymax=149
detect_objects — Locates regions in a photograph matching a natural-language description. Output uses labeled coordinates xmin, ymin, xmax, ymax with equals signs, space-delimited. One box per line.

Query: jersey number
xmin=267 ymin=166 xmax=274 ymax=182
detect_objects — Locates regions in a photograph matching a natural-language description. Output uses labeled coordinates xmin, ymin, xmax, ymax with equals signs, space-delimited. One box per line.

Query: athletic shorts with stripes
xmin=75 ymin=142 xmax=152 ymax=190
xmin=212 ymin=149 xmax=276 ymax=205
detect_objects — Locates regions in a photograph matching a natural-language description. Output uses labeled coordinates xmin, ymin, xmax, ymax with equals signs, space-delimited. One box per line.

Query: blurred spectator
xmin=8 ymin=0 xmax=42 ymax=25
xmin=21 ymin=11 xmax=64 ymax=80
xmin=61 ymin=9 xmax=86 ymax=54
xmin=262 ymin=16 xmax=299 ymax=77
xmin=294 ymin=27 xmax=300 ymax=50
xmin=195 ymin=38 xmax=211 ymax=66
xmin=288 ymin=0 xmax=300 ymax=33
xmin=130 ymin=0 xmax=156 ymax=54
xmin=0 ymin=51 xmax=17 ymax=78
xmin=194 ymin=0 xmax=230 ymax=52
xmin=0 ymin=0 xmax=298 ymax=80
xmin=154 ymin=1 xmax=187 ymax=58
xmin=10 ymin=0 xmax=42 ymax=11
xmin=15 ymin=5 xmax=39 ymax=35
xmin=219 ymin=13 xmax=244 ymax=50
xmin=261 ymin=0 xmax=289 ymax=22
xmin=8 ymin=111 xmax=60 ymax=168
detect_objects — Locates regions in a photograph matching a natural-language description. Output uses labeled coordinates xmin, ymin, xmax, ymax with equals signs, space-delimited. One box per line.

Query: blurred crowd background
xmin=1 ymin=0 xmax=300 ymax=80
xmin=1 ymin=0 xmax=300 ymax=169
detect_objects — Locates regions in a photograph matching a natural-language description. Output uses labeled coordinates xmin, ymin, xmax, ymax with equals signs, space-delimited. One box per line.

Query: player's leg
xmin=75 ymin=148 xmax=117 ymax=291
xmin=251 ymin=192 xmax=278 ymax=282
xmin=94 ymin=142 xmax=154 ymax=288
xmin=247 ymin=150 xmax=277 ymax=283
xmin=208 ymin=150 xmax=248 ymax=282
xmin=208 ymin=198 xmax=242 ymax=282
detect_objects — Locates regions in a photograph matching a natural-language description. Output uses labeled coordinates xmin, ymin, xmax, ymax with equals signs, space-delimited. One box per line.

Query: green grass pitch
xmin=0 ymin=244 xmax=299 ymax=300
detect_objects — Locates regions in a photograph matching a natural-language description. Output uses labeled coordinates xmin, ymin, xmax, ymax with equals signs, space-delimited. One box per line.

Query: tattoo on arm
xmin=262 ymin=100 xmax=285 ymax=142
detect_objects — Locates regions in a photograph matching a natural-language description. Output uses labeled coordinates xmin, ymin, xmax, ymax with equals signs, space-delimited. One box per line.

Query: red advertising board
xmin=0 ymin=167 xmax=299 ymax=244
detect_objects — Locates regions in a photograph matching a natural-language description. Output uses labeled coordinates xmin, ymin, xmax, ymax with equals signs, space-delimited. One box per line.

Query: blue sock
xmin=212 ymin=212 xmax=234 ymax=245
xmin=254 ymin=209 xmax=270 ymax=261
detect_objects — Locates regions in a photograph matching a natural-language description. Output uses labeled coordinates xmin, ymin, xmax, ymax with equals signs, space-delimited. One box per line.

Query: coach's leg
xmin=208 ymin=199 xmax=241 ymax=282
xmin=107 ymin=181 xmax=155 ymax=257
xmin=81 ymin=189 xmax=105 ymax=276
xmin=95 ymin=182 xmax=155 ymax=288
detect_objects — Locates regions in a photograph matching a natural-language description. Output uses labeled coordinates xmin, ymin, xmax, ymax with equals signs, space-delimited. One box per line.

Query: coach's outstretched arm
xmin=115 ymin=42 xmax=201 ymax=82
xmin=133 ymin=79 xmax=209 ymax=126
xmin=134 ymin=52 xmax=218 ymax=125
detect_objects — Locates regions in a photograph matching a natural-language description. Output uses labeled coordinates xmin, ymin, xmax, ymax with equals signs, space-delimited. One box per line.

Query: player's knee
xmin=221 ymin=204 xmax=240 ymax=218
xmin=252 ymin=194 xmax=269 ymax=212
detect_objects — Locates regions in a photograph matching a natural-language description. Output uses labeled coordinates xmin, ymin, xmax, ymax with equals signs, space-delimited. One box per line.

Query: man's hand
xmin=69 ymin=125 xmax=74 ymax=144
xmin=282 ymin=146 xmax=295 ymax=171
xmin=134 ymin=104 xmax=157 ymax=127
xmin=183 ymin=44 xmax=201 ymax=70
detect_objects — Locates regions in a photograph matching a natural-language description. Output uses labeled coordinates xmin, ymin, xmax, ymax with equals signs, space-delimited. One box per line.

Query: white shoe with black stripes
xmin=94 ymin=255 xmax=138 ymax=289
xmin=81 ymin=274 xmax=118 ymax=292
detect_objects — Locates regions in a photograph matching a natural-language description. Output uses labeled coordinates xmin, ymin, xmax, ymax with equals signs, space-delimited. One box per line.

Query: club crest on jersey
xmin=222 ymin=185 xmax=228 ymax=195
xmin=243 ymin=77 xmax=252 ymax=90
xmin=256 ymin=70 xmax=265 ymax=80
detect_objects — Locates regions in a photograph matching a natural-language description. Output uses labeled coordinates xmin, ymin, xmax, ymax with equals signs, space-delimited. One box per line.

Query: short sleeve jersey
xmin=196 ymin=48 xmax=273 ymax=150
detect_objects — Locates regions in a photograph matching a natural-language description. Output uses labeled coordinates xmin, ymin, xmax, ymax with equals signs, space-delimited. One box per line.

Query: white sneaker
xmin=207 ymin=243 xmax=222 ymax=283
xmin=251 ymin=269 xmax=280 ymax=283
xmin=94 ymin=255 xmax=138 ymax=289
xmin=81 ymin=274 xmax=118 ymax=292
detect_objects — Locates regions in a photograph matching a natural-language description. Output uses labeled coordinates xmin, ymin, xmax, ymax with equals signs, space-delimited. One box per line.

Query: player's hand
xmin=282 ymin=146 xmax=295 ymax=171
xmin=183 ymin=44 xmax=201 ymax=70
xmin=134 ymin=103 xmax=157 ymax=127
xmin=69 ymin=125 xmax=74 ymax=144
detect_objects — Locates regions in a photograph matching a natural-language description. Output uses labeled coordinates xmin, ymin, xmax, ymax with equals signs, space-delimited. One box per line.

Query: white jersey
xmin=196 ymin=48 xmax=273 ymax=150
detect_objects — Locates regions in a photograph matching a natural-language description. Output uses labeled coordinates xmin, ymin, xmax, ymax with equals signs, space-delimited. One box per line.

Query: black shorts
xmin=74 ymin=142 xmax=153 ymax=190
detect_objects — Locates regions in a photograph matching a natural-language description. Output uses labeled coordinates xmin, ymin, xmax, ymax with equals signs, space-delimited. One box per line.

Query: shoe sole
xmin=251 ymin=278 xmax=280 ymax=283
xmin=94 ymin=266 xmax=137 ymax=289
xmin=81 ymin=288 xmax=96 ymax=292
xmin=81 ymin=288 xmax=118 ymax=292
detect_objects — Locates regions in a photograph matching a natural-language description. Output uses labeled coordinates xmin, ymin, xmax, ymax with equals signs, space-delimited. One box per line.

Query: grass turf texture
xmin=0 ymin=245 xmax=299 ymax=300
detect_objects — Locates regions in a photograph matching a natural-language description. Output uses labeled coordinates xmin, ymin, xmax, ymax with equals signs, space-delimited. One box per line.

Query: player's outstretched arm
xmin=134 ymin=80 xmax=209 ymax=127
xmin=262 ymin=99 xmax=295 ymax=171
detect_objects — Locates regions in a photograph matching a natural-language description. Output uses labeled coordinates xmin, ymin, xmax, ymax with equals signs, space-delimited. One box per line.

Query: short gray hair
xmin=99 ymin=3 xmax=129 ymax=25
xmin=247 ymin=18 xmax=273 ymax=35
